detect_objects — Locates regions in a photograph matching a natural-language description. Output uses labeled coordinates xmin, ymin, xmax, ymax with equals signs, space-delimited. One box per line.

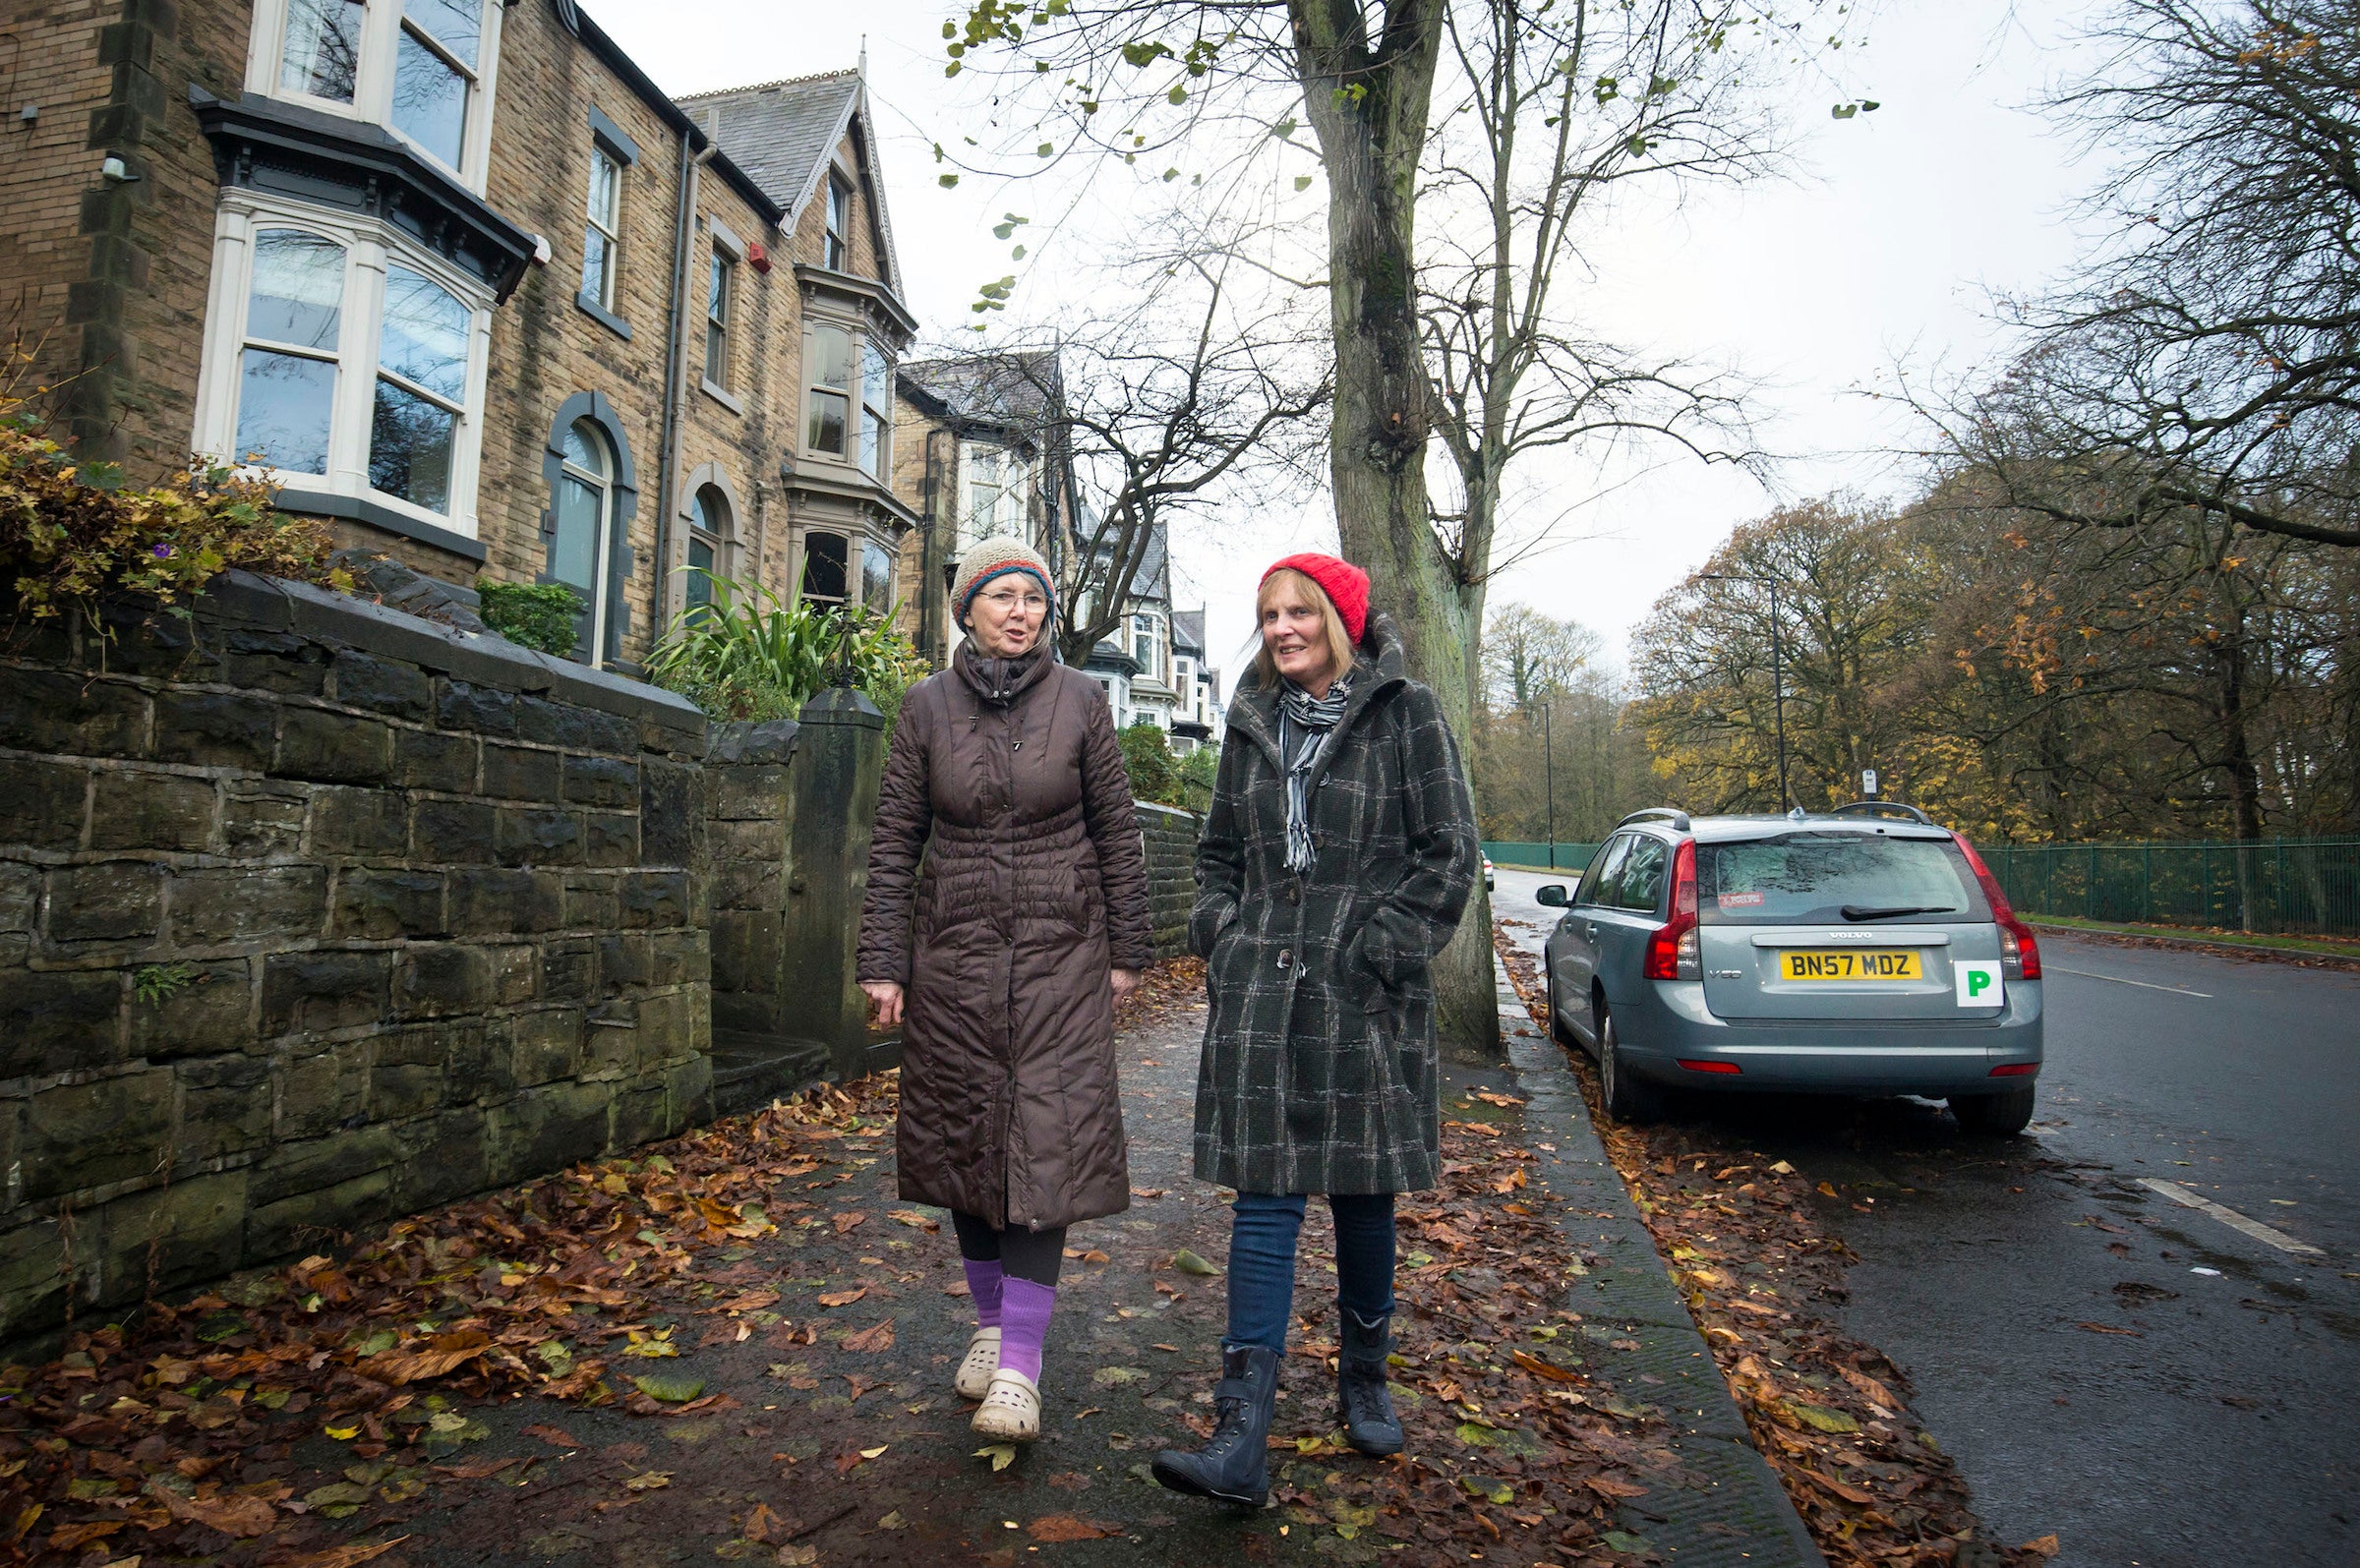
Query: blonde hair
xmin=1253 ymin=567 xmax=1359 ymax=688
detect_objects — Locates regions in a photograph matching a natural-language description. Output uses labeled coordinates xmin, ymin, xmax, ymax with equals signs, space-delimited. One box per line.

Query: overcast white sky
xmin=590 ymin=0 xmax=2110 ymax=677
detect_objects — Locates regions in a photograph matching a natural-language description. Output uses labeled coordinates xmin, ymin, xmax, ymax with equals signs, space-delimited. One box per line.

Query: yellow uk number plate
xmin=1779 ymin=950 xmax=1922 ymax=981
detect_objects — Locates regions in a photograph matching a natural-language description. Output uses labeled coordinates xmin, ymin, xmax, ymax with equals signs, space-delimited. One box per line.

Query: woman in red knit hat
xmin=1153 ymin=554 xmax=1479 ymax=1507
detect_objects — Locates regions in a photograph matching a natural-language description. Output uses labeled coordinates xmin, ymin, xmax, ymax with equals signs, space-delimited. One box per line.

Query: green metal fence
xmin=1481 ymin=842 xmax=1602 ymax=874
xmin=1980 ymin=838 xmax=2360 ymax=937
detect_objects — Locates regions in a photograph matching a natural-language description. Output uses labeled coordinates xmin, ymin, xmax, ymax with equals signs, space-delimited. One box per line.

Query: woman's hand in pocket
xmin=860 ymin=980 xmax=905 ymax=1027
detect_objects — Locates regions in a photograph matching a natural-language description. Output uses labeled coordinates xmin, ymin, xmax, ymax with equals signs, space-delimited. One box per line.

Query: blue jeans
xmin=1223 ymin=1191 xmax=1397 ymax=1354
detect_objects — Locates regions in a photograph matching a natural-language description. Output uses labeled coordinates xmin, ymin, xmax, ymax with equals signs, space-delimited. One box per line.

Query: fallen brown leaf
xmin=274 ymin=1535 xmax=411 ymax=1568
xmin=522 ymin=1423 xmax=584 ymax=1448
xmin=145 ymin=1481 xmax=277 ymax=1539
xmin=1027 ymin=1515 xmax=1117 ymax=1542
xmin=841 ymin=1318 xmax=896 ymax=1354
xmin=815 ymin=1288 xmax=867 ymax=1308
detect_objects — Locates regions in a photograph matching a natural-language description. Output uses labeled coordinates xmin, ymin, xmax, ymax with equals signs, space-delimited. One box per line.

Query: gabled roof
xmin=898 ymin=353 xmax=1059 ymax=435
xmin=1171 ymin=609 xmax=1206 ymax=656
xmin=678 ymin=69 xmax=902 ymax=297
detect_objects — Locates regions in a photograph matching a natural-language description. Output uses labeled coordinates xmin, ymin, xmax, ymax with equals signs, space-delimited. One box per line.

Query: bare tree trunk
xmin=1295 ymin=0 xmax=1497 ymax=1061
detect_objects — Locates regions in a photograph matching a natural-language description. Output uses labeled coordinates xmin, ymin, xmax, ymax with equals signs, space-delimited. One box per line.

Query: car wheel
xmin=1597 ymin=1004 xmax=1665 ymax=1126
xmin=1950 ymin=1084 xmax=2036 ymax=1136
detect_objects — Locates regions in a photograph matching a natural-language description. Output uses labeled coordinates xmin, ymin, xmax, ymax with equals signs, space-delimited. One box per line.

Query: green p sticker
xmin=1955 ymin=960 xmax=2003 ymax=1008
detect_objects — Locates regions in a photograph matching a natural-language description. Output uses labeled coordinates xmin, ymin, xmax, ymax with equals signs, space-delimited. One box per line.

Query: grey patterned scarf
xmin=1276 ymin=674 xmax=1353 ymax=873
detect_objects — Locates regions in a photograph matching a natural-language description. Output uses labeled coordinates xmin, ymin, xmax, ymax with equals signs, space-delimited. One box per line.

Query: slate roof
xmin=898 ymin=353 xmax=1059 ymax=434
xmin=678 ymin=70 xmax=900 ymax=295
xmin=1171 ymin=609 xmax=1206 ymax=657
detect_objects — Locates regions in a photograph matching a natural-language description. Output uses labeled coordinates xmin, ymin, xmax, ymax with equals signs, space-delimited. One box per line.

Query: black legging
xmin=950 ymin=1210 xmax=1067 ymax=1287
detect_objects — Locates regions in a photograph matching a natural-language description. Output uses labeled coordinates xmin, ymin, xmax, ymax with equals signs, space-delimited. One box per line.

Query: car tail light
xmin=1989 ymin=1063 xmax=2038 ymax=1076
xmin=1951 ymin=833 xmax=2041 ymax=979
xmin=1643 ymin=840 xmax=1700 ymax=981
xmin=1679 ymin=1059 xmax=1741 ymax=1074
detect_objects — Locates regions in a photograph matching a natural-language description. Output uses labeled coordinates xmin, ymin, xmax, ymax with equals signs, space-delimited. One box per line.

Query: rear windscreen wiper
xmin=1837 ymin=904 xmax=1960 ymax=920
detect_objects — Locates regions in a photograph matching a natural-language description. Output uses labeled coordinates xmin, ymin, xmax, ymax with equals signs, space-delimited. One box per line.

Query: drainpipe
xmin=918 ymin=425 xmax=946 ymax=662
xmin=654 ymin=128 xmax=715 ymax=643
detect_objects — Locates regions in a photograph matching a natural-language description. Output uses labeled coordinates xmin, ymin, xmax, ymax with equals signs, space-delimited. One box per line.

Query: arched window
xmin=538 ymin=393 xmax=637 ymax=668
xmin=369 ymin=263 xmax=469 ymax=513
xmin=686 ymin=483 xmax=731 ymax=614
xmin=801 ymin=531 xmax=849 ymax=610
xmin=551 ymin=418 xmax=615 ymax=661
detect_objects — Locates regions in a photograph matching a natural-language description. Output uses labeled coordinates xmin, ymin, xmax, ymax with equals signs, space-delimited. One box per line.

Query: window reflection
xmin=237 ymin=351 xmax=335 ymax=475
xmin=392 ymin=26 xmax=467 ymax=167
xmin=279 ymin=0 xmax=364 ymax=103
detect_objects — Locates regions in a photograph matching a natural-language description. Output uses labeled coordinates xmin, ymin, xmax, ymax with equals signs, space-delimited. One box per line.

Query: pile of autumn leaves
xmin=0 ymin=1079 xmax=893 ymax=1563
xmin=1495 ymin=938 xmax=2057 ymax=1568
xmin=1284 ymin=1121 xmax=1673 ymax=1564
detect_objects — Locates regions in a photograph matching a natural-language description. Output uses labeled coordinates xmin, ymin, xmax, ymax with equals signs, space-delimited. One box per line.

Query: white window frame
xmin=243 ymin=0 xmax=503 ymax=192
xmin=1132 ymin=611 xmax=1162 ymax=681
xmin=192 ymin=191 xmax=494 ymax=541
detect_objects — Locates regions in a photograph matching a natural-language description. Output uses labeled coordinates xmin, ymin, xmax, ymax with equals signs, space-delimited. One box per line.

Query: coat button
xmin=1013 ymin=741 xmax=1023 ymax=751
xmin=1287 ymin=884 xmax=1301 ymax=904
xmin=1277 ymin=948 xmax=1292 ymax=968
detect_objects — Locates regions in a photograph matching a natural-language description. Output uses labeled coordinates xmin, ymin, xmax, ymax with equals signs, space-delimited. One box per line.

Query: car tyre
xmin=1950 ymin=1084 xmax=2036 ymax=1136
xmin=1596 ymin=1004 xmax=1665 ymax=1126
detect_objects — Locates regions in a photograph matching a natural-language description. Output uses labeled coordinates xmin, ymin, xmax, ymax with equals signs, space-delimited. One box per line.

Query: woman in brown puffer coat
xmin=856 ymin=536 xmax=1151 ymax=1445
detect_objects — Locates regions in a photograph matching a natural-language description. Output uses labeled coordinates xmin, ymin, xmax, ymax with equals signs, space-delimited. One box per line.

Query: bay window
xmin=195 ymin=196 xmax=492 ymax=540
xmin=249 ymin=0 xmax=502 ymax=188
xmin=858 ymin=338 xmax=890 ymax=478
xmin=861 ymin=538 xmax=895 ymax=610
xmin=234 ymin=229 xmax=346 ymax=476
xmin=805 ymin=324 xmax=852 ymax=456
xmin=802 ymin=319 xmax=897 ymax=477
xmin=801 ymin=531 xmax=850 ymax=610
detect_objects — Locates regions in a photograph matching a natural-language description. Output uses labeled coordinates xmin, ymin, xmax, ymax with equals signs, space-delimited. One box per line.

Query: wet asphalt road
xmin=1492 ymin=865 xmax=2360 ymax=1568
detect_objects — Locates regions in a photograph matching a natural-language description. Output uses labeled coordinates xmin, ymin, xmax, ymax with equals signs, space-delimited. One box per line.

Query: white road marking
xmin=2045 ymin=964 xmax=2212 ymax=998
xmin=2138 ymin=1179 xmax=2323 ymax=1256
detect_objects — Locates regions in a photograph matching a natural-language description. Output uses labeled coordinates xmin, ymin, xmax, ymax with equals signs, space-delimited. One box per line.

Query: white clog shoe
xmin=971 ymin=1366 xmax=1040 ymax=1441
xmin=955 ymin=1327 xmax=1002 ymax=1401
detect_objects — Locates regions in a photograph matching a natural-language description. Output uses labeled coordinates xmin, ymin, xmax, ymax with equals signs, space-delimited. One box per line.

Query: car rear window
xmin=1696 ymin=833 xmax=1989 ymax=925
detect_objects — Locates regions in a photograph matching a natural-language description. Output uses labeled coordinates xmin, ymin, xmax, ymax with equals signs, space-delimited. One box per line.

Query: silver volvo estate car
xmin=1538 ymin=803 xmax=2044 ymax=1134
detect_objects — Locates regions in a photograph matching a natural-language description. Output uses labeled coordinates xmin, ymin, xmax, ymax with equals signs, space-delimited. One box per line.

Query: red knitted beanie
xmin=1262 ymin=552 xmax=1371 ymax=644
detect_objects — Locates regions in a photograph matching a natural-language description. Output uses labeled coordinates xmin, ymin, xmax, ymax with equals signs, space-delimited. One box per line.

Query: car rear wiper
xmin=1837 ymin=904 xmax=1960 ymax=920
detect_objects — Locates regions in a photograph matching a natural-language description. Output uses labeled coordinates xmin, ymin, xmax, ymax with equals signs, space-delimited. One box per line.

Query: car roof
xmin=1619 ymin=813 xmax=1957 ymax=845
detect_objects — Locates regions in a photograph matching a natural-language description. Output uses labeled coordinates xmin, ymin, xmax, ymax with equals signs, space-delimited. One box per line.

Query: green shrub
xmin=643 ymin=571 xmax=931 ymax=731
xmin=477 ymin=579 xmax=582 ymax=656
xmin=1 ymin=382 xmax=347 ymax=640
xmin=1118 ymin=721 xmax=1179 ymax=804
xmin=1175 ymin=743 xmax=1218 ymax=814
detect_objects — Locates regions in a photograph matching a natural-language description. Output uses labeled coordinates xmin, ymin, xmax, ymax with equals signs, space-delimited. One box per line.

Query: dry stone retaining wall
xmin=0 ymin=572 xmax=711 ymax=1342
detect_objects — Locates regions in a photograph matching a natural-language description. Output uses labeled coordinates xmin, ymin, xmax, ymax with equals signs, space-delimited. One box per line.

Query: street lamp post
xmin=1698 ymin=572 xmax=1791 ymax=812
xmin=1540 ymin=700 xmax=1556 ymax=869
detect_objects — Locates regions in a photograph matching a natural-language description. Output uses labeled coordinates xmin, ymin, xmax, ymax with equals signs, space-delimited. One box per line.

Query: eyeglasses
xmin=977 ymin=588 xmax=1048 ymax=611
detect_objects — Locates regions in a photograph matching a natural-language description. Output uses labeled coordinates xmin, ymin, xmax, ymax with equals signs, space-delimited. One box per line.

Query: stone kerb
xmin=0 ymin=571 xmax=710 ymax=1346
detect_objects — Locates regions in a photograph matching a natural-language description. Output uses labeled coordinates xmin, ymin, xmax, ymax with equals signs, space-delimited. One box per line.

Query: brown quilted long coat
xmin=856 ymin=642 xmax=1151 ymax=1232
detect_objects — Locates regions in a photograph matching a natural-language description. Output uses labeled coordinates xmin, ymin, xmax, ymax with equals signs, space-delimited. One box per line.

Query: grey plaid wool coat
xmin=1190 ymin=615 xmax=1479 ymax=1195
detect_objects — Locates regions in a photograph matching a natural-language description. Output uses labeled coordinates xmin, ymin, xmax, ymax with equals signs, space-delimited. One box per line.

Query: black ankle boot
xmin=1151 ymin=1344 xmax=1282 ymax=1507
xmin=1337 ymin=1308 xmax=1403 ymax=1456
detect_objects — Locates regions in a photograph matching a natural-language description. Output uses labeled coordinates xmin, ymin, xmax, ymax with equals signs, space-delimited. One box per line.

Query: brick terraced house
xmin=4 ymin=0 xmax=917 ymax=670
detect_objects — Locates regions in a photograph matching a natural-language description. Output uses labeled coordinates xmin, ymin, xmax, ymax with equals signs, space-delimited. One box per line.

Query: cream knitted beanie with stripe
xmin=950 ymin=536 xmax=1056 ymax=627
